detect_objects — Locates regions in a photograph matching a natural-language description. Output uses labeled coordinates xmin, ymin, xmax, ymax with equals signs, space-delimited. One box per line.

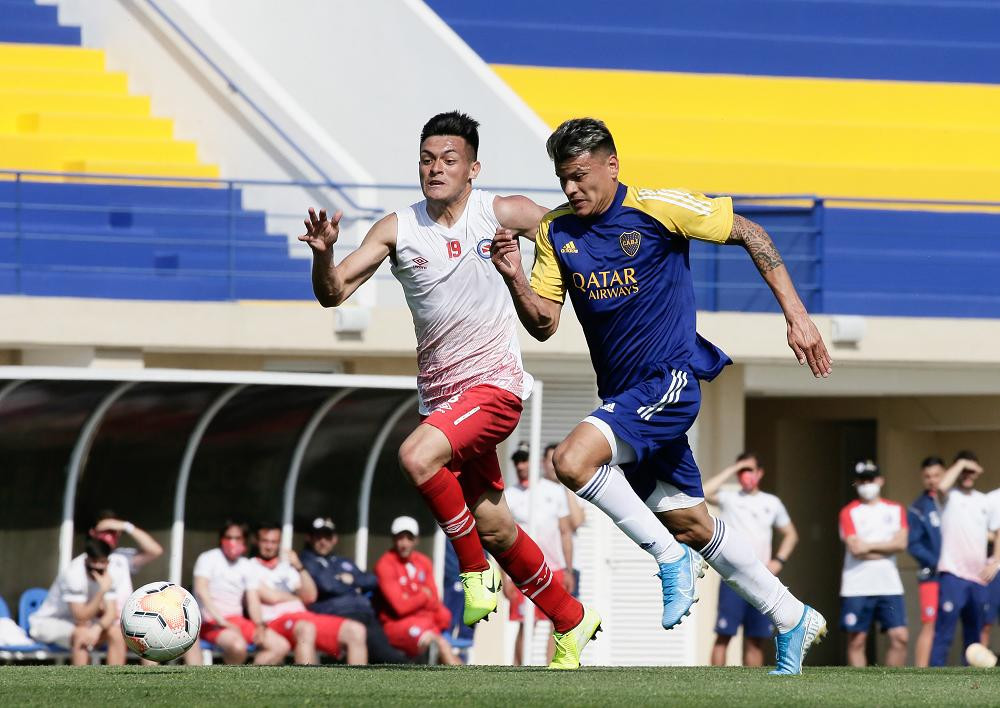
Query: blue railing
xmin=4 ymin=169 xmax=1000 ymax=317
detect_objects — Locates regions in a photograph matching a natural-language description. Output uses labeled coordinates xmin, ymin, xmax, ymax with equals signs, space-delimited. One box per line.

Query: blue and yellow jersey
xmin=530 ymin=182 xmax=733 ymax=397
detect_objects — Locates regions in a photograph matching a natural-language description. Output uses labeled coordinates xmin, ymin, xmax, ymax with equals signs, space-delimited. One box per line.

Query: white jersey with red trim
xmin=938 ymin=487 xmax=1000 ymax=584
xmin=392 ymin=189 xmax=532 ymax=414
xmin=838 ymin=498 xmax=907 ymax=597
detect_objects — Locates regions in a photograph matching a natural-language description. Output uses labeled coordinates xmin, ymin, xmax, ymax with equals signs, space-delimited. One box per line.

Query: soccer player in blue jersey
xmin=491 ymin=118 xmax=831 ymax=675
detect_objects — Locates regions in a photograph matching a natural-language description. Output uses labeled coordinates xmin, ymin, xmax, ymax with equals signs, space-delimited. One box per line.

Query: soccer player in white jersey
xmin=300 ymin=112 xmax=598 ymax=669
xmin=931 ymin=451 xmax=1000 ymax=666
xmin=703 ymin=452 xmax=798 ymax=667
xmin=837 ymin=460 xmax=908 ymax=667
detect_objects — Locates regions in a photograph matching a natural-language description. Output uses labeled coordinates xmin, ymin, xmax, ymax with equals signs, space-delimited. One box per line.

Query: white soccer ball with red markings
xmin=120 ymin=581 xmax=201 ymax=662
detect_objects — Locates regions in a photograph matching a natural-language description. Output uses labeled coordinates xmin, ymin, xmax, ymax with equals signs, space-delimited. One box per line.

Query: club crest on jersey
xmin=476 ymin=238 xmax=492 ymax=260
xmin=620 ymin=231 xmax=641 ymax=258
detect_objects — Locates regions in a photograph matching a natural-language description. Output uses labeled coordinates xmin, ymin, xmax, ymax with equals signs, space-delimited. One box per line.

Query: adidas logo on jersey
xmin=600 ymin=402 xmax=615 ymax=413
xmin=560 ymin=241 xmax=579 ymax=254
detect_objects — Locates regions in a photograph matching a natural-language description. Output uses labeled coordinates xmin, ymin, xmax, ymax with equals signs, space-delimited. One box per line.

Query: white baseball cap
xmin=390 ymin=516 xmax=419 ymax=537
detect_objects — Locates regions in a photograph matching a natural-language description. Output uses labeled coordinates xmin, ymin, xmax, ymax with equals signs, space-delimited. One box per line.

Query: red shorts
xmin=507 ymin=569 xmax=565 ymax=622
xmin=382 ymin=614 xmax=441 ymax=657
xmin=268 ymin=611 xmax=345 ymax=657
xmin=919 ymin=580 xmax=939 ymax=624
xmin=422 ymin=384 xmax=523 ymax=506
xmin=200 ymin=615 xmax=256 ymax=645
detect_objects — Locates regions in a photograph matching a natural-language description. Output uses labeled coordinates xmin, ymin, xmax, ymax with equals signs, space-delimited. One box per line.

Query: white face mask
xmin=857 ymin=482 xmax=880 ymax=501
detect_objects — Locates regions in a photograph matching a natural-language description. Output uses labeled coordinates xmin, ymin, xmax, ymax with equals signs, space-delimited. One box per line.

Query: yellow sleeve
xmin=528 ymin=214 xmax=566 ymax=302
xmin=624 ymin=187 xmax=734 ymax=244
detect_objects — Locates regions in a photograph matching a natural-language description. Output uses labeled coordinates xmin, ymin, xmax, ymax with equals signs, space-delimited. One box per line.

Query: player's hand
xmin=490 ymin=227 xmax=523 ymax=280
xmin=252 ymin=624 xmax=269 ymax=645
xmin=846 ymin=537 xmax=869 ymax=557
xmin=336 ymin=572 xmax=354 ymax=586
xmin=562 ymin=572 xmax=576 ymax=595
xmin=981 ymin=559 xmax=1000 ymax=584
xmin=81 ymin=623 xmax=103 ymax=649
xmin=94 ymin=518 xmax=125 ymax=533
xmin=93 ymin=567 xmax=113 ymax=593
xmin=766 ymin=559 xmax=783 ymax=575
xmin=299 ymin=208 xmax=343 ymax=254
xmin=786 ymin=312 xmax=832 ymax=378
xmin=963 ymin=459 xmax=985 ymax=476
xmin=282 ymin=549 xmax=302 ymax=568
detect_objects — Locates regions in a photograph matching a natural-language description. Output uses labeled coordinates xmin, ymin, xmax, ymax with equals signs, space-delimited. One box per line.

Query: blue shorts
xmin=983 ymin=573 xmax=1000 ymax=624
xmin=716 ymin=582 xmax=774 ymax=639
xmin=840 ymin=595 xmax=906 ymax=632
xmin=588 ymin=364 xmax=704 ymax=501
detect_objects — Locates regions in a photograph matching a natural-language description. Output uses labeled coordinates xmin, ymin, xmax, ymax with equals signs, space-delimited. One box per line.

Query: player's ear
xmin=608 ymin=153 xmax=619 ymax=180
xmin=469 ymin=159 xmax=481 ymax=180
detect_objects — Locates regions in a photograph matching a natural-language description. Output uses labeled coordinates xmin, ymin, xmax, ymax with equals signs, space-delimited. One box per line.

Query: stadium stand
xmin=0 ymin=0 xmax=309 ymax=300
xmin=427 ymin=0 xmax=1000 ymax=318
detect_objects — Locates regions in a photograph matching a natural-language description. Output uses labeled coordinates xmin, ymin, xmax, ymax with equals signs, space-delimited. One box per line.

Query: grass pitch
xmin=1 ymin=665 xmax=998 ymax=707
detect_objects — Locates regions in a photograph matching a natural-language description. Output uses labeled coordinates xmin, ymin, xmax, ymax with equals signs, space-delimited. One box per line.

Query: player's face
xmin=515 ymin=460 xmax=530 ymax=482
xmin=85 ymin=558 xmax=109 ymax=577
xmin=959 ymin=467 xmax=979 ymax=489
xmin=737 ymin=465 xmax=762 ymax=492
xmin=543 ymin=448 xmax=557 ymax=481
xmin=921 ymin=464 xmax=944 ymax=492
xmin=310 ymin=532 xmax=336 ymax=556
xmin=220 ymin=526 xmax=247 ymax=561
xmin=419 ymin=135 xmax=480 ymax=204
xmin=555 ymin=149 xmax=619 ymax=218
xmin=256 ymin=528 xmax=281 ymax=560
xmin=393 ymin=532 xmax=417 ymax=558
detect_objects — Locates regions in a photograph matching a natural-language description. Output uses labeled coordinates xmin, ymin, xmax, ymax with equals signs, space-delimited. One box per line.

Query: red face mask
xmin=91 ymin=530 xmax=119 ymax=549
xmin=221 ymin=538 xmax=246 ymax=560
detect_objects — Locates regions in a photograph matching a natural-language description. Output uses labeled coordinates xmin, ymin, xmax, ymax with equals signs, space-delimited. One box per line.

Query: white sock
xmin=576 ymin=464 xmax=684 ymax=563
xmin=699 ymin=517 xmax=804 ymax=634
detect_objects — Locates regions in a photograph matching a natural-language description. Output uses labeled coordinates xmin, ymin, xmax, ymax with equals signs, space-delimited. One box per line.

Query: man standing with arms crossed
xmin=491 ymin=117 xmax=831 ymax=674
xmin=300 ymin=111 xmax=598 ymax=669
xmin=703 ymin=452 xmax=798 ymax=666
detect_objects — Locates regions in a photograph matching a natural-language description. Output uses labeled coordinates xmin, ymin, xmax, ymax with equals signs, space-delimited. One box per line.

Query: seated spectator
xmin=374 ymin=516 xmax=459 ymax=665
xmin=300 ymin=516 xmax=409 ymax=664
xmin=29 ymin=537 xmax=126 ymax=665
xmin=250 ymin=522 xmax=367 ymax=665
xmin=839 ymin=460 xmax=909 ymax=667
xmin=192 ymin=520 xmax=290 ymax=665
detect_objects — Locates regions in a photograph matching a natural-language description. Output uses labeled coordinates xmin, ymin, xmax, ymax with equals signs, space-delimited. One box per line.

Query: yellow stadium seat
xmin=0 ymin=42 xmax=216 ymax=179
xmin=495 ymin=65 xmax=1000 ymax=201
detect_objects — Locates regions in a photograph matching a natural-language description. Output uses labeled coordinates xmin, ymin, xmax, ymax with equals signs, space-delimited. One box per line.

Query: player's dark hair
xmin=255 ymin=520 xmax=282 ymax=534
xmin=546 ymin=118 xmax=617 ymax=164
xmin=420 ymin=111 xmax=480 ymax=158
xmin=921 ymin=456 xmax=945 ymax=468
xmin=735 ymin=451 xmax=759 ymax=465
xmin=85 ymin=536 xmax=112 ymax=560
xmin=218 ymin=519 xmax=249 ymax=540
xmin=92 ymin=509 xmax=118 ymax=527
xmin=953 ymin=449 xmax=978 ymax=463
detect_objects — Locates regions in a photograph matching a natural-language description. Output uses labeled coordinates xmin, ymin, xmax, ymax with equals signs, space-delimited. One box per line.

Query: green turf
xmin=1 ymin=665 xmax=998 ymax=707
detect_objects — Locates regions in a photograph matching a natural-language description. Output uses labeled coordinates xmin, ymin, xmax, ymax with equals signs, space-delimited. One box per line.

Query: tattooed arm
xmin=726 ymin=214 xmax=833 ymax=377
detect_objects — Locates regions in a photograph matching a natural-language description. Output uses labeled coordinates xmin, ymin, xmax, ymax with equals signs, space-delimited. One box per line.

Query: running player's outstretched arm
xmin=493 ymin=195 xmax=550 ymax=242
xmin=299 ymin=208 xmax=394 ymax=307
xmin=491 ymin=227 xmax=562 ymax=340
xmin=725 ymin=214 xmax=833 ymax=378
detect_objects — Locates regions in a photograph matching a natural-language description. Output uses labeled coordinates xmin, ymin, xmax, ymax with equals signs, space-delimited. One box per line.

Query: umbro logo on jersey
xmin=412 ymin=256 xmax=429 ymax=269
xmin=560 ymin=241 xmax=579 ymax=254
xmin=600 ymin=402 xmax=616 ymax=413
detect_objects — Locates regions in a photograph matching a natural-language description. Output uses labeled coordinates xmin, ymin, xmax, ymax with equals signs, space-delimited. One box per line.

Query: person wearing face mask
xmin=930 ymin=451 xmax=1000 ymax=666
xmin=838 ymin=460 xmax=909 ymax=667
xmin=906 ymin=457 xmax=945 ymax=667
xmin=703 ymin=452 xmax=798 ymax=666
xmin=29 ymin=537 xmax=127 ymax=665
xmin=192 ymin=520 xmax=290 ymax=665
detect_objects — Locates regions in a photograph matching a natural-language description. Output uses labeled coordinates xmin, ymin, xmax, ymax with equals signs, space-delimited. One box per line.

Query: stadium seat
xmin=0 ymin=588 xmax=67 ymax=661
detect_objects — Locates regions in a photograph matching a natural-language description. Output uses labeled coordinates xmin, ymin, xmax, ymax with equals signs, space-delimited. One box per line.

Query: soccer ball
xmin=120 ymin=581 xmax=201 ymax=662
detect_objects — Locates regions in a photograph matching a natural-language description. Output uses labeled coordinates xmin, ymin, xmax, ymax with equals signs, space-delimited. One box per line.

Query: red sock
xmin=417 ymin=468 xmax=489 ymax=572
xmin=496 ymin=526 xmax=584 ymax=633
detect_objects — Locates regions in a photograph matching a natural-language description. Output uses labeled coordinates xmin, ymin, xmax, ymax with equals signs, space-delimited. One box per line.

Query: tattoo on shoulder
xmin=728 ymin=215 xmax=784 ymax=273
